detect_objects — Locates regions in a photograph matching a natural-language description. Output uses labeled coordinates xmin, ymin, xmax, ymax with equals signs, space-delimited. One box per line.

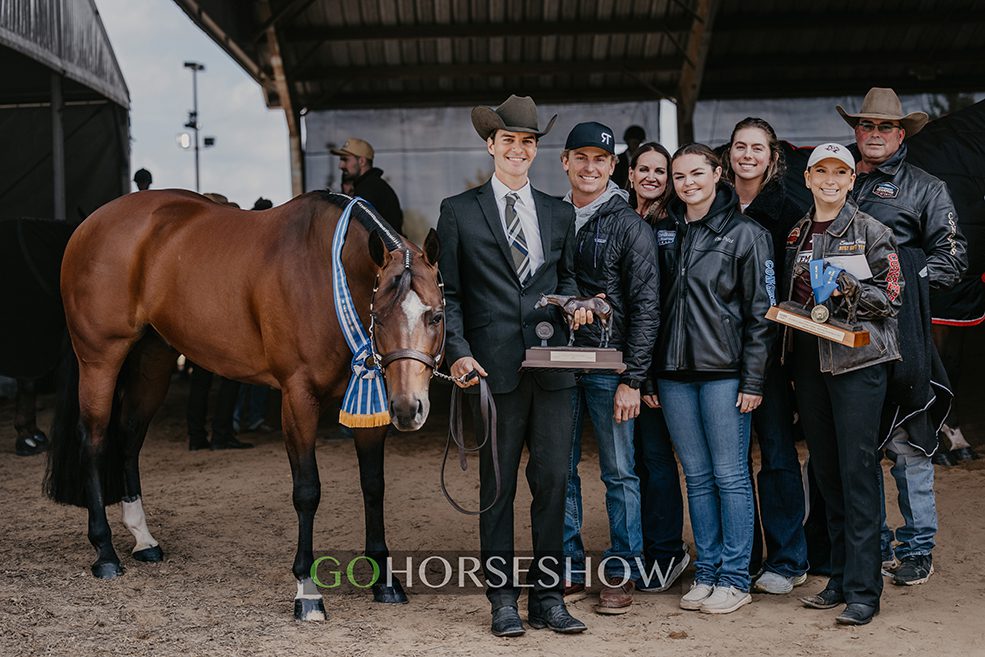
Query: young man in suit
xmin=437 ymin=95 xmax=588 ymax=637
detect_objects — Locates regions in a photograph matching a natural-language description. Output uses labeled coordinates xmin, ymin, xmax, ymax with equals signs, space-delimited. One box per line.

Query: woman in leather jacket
xmin=627 ymin=142 xmax=691 ymax=594
xmin=653 ymin=143 xmax=775 ymax=615
xmin=787 ymin=143 xmax=902 ymax=627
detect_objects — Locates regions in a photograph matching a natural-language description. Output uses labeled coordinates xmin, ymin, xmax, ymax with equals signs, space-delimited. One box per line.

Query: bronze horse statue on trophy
xmin=45 ymin=190 xmax=445 ymax=621
xmin=534 ymin=293 xmax=613 ymax=347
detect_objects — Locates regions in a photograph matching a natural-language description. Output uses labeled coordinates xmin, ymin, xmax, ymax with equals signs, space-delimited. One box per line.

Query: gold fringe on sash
xmin=339 ymin=410 xmax=391 ymax=428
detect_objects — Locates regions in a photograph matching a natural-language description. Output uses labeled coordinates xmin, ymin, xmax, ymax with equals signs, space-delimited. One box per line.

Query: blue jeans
xmin=636 ymin=405 xmax=686 ymax=567
xmin=658 ymin=377 xmax=754 ymax=591
xmin=564 ymin=373 xmax=643 ymax=582
xmin=750 ymin=360 xmax=809 ymax=578
xmin=879 ymin=429 xmax=938 ymax=559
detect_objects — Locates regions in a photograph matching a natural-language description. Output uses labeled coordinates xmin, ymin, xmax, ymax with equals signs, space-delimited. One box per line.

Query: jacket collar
xmin=801 ymin=197 xmax=860 ymax=238
xmin=847 ymin=143 xmax=907 ymax=176
xmin=667 ymin=183 xmax=738 ymax=234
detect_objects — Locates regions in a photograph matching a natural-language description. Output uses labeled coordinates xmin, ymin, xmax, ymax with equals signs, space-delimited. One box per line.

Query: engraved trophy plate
xmin=767 ymin=302 xmax=869 ymax=348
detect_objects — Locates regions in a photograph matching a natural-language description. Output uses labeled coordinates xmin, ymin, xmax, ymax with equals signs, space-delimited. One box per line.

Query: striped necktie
xmin=505 ymin=192 xmax=531 ymax=281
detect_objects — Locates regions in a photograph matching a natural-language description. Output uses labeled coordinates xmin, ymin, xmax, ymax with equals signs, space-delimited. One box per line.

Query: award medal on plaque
xmin=808 ymin=259 xmax=842 ymax=324
xmin=765 ymin=258 xmax=870 ymax=348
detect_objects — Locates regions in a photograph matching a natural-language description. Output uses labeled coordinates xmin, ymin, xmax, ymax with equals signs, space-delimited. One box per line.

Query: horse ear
xmin=423 ymin=229 xmax=440 ymax=266
xmin=368 ymin=231 xmax=387 ymax=267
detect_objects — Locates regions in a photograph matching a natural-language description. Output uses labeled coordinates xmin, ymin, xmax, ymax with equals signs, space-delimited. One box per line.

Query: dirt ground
xmin=2 ymin=371 xmax=984 ymax=657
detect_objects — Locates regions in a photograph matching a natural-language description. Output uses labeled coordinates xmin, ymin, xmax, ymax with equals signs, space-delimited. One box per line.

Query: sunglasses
xmin=857 ymin=121 xmax=901 ymax=133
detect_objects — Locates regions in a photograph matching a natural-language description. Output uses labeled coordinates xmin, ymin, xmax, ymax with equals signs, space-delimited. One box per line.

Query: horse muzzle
xmin=389 ymin=393 xmax=430 ymax=431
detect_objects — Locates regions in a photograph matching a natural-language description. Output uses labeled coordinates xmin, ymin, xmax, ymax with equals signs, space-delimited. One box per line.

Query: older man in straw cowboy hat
xmin=437 ymin=95 xmax=589 ymax=637
xmin=837 ymin=87 xmax=967 ymax=588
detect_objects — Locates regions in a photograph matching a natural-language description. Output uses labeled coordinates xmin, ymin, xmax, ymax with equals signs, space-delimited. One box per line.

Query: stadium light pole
xmin=183 ymin=61 xmax=205 ymax=192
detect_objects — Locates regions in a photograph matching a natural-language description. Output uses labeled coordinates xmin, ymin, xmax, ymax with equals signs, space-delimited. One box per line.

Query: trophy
xmin=520 ymin=294 xmax=626 ymax=372
xmin=766 ymin=259 xmax=870 ymax=348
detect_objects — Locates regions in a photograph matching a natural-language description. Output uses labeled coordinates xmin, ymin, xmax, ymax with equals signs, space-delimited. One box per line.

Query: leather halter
xmin=367 ymin=248 xmax=446 ymax=376
xmin=366 ymin=246 xmax=500 ymax=516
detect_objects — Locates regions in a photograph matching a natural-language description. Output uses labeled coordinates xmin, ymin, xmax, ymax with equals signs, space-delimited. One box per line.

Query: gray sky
xmin=94 ymin=0 xmax=292 ymax=206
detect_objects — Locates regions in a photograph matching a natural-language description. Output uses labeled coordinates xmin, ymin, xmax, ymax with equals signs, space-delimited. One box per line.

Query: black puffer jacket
xmin=572 ymin=195 xmax=659 ymax=387
xmin=848 ymin=144 xmax=966 ymax=289
xmin=653 ymin=184 xmax=776 ymax=396
xmin=353 ymin=167 xmax=404 ymax=235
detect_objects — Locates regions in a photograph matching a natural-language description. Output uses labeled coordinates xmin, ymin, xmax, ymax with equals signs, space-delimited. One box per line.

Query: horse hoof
xmin=372 ymin=578 xmax=408 ymax=604
xmin=133 ymin=545 xmax=164 ymax=562
xmin=294 ymin=597 xmax=327 ymax=622
xmin=91 ymin=561 xmax=124 ymax=579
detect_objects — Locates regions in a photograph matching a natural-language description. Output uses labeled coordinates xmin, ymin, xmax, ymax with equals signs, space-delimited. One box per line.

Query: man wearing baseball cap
xmin=839 ymin=87 xmax=967 ymax=587
xmin=436 ymin=95 xmax=587 ymax=637
xmin=331 ymin=137 xmax=404 ymax=234
xmin=559 ymin=122 xmax=658 ymax=615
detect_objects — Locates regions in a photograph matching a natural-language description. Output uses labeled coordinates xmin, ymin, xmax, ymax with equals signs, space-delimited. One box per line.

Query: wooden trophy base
xmin=521 ymin=347 xmax=627 ymax=374
xmin=766 ymin=302 xmax=870 ymax=348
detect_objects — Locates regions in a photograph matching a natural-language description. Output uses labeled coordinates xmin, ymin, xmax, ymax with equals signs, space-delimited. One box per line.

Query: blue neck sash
xmin=332 ymin=197 xmax=390 ymax=428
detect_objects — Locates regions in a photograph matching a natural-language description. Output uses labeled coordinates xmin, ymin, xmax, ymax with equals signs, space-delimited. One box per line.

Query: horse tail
xmin=43 ymin=338 xmax=127 ymax=507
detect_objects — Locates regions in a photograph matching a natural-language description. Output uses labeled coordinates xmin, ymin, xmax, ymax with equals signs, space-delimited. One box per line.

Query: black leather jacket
xmin=652 ymin=185 xmax=776 ymax=396
xmin=782 ymin=199 xmax=903 ymax=375
xmin=849 ymin=144 xmax=966 ymax=289
xmin=572 ymin=195 xmax=659 ymax=387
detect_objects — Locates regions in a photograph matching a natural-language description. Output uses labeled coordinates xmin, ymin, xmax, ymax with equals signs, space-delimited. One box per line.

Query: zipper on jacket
xmin=674 ymin=223 xmax=695 ymax=368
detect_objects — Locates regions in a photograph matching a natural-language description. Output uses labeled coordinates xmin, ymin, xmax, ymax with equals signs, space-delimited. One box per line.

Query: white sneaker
xmin=638 ymin=550 xmax=691 ymax=593
xmin=699 ymin=586 xmax=752 ymax=614
xmin=680 ymin=581 xmax=714 ymax=610
xmin=752 ymin=570 xmax=808 ymax=594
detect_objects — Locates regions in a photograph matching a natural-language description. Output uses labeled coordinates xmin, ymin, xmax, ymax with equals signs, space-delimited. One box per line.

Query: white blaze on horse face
xmin=121 ymin=497 xmax=159 ymax=553
xmin=400 ymin=290 xmax=432 ymax=332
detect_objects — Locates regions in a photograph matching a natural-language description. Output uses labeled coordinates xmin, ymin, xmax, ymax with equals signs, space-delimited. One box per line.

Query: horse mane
xmin=316 ymin=191 xmax=404 ymax=252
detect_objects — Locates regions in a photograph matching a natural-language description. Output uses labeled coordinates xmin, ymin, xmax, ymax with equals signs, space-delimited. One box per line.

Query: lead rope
xmin=437 ymin=372 xmax=500 ymax=516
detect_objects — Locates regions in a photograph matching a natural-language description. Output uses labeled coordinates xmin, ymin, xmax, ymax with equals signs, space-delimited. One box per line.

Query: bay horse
xmin=44 ymin=190 xmax=445 ymax=621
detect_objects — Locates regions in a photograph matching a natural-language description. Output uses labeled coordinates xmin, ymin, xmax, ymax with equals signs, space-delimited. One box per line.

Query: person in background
xmin=839 ymin=87 xmax=967 ymax=586
xmin=627 ymin=142 xmax=691 ymax=594
xmin=233 ymin=197 xmax=276 ymax=435
xmin=331 ymin=137 xmax=404 ymax=234
xmin=788 ymin=143 xmax=902 ymax=626
xmin=133 ymin=168 xmax=152 ymax=191
xmin=653 ymin=144 xmax=774 ymax=615
xmin=722 ymin=117 xmax=810 ymax=594
xmin=613 ymin=125 xmax=646 ymax=189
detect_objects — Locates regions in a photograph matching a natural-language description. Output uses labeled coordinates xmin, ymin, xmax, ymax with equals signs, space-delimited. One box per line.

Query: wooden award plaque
xmin=520 ymin=347 xmax=627 ymax=373
xmin=766 ymin=302 xmax=869 ymax=348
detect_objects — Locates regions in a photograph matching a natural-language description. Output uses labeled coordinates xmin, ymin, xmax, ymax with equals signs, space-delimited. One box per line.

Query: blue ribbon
xmin=809 ymin=259 xmax=843 ymax=304
xmin=332 ymin=197 xmax=390 ymax=428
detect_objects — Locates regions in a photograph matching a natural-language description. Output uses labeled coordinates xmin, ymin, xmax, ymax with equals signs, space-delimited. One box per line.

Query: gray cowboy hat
xmin=836 ymin=87 xmax=929 ymax=136
xmin=471 ymin=95 xmax=558 ymax=141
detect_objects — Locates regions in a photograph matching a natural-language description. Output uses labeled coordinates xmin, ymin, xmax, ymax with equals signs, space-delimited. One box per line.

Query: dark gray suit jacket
xmin=437 ymin=179 xmax=578 ymax=394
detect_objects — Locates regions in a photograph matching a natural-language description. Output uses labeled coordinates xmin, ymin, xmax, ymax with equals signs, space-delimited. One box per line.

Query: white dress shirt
xmin=489 ymin=174 xmax=545 ymax=276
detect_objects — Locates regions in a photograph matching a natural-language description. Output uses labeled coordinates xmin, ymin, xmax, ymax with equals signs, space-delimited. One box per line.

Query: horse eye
xmin=430 ymin=312 xmax=444 ymax=325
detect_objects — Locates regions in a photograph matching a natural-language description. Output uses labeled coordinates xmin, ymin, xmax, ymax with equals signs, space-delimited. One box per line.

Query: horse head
xmin=368 ymin=228 xmax=444 ymax=431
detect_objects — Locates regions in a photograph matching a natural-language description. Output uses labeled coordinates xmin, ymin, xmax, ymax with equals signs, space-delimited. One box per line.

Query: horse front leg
xmin=354 ymin=427 xmax=408 ymax=603
xmin=282 ymin=384 xmax=326 ymax=621
xmin=14 ymin=377 xmax=47 ymax=455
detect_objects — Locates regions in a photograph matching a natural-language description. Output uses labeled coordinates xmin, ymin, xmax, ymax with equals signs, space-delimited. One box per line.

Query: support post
xmin=676 ymin=0 xmax=720 ymax=145
xmin=51 ymin=72 xmax=66 ymax=220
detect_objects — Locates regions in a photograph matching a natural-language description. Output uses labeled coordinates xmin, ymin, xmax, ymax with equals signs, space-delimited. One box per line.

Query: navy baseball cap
xmin=564 ymin=121 xmax=616 ymax=154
